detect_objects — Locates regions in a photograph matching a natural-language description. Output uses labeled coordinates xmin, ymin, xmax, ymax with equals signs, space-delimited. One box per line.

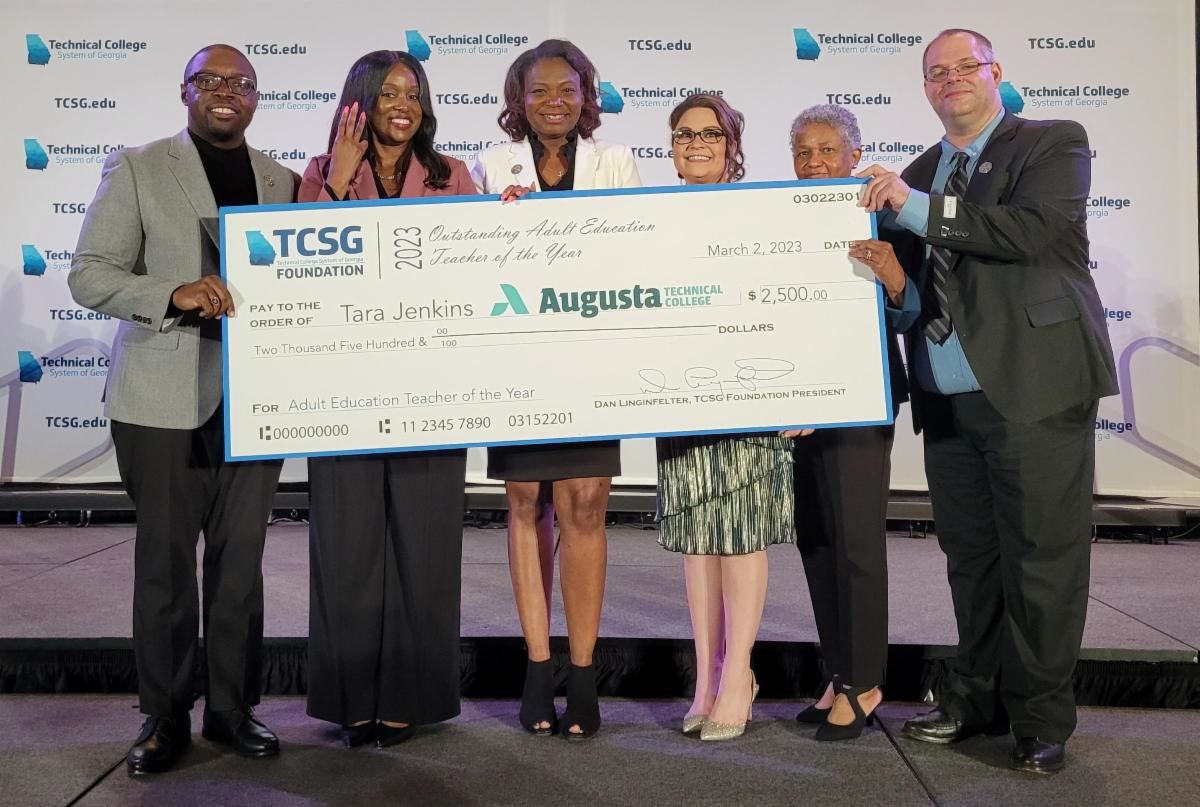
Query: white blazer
xmin=470 ymin=137 xmax=641 ymax=193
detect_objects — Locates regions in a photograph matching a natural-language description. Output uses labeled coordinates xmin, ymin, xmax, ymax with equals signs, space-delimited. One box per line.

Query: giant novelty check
xmin=220 ymin=180 xmax=892 ymax=460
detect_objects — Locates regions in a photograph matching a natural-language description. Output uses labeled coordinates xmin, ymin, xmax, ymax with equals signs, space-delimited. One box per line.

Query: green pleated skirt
xmin=656 ymin=434 xmax=794 ymax=555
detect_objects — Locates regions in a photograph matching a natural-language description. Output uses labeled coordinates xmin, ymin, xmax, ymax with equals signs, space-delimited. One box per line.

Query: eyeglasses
xmin=672 ymin=127 xmax=725 ymax=145
xmin=187 ymin=72 xmax=257 ymax=96
xmin=923 ymin=60 xmax=994 ymax=83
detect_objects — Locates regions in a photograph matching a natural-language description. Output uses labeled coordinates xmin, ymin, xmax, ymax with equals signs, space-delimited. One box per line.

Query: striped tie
xmin=923 ymin=151 xmax=970 ymax=345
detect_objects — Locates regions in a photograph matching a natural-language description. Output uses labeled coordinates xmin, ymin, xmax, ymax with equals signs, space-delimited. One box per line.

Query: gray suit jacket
xmin=69 ymin=129 xmax=297 ymax=429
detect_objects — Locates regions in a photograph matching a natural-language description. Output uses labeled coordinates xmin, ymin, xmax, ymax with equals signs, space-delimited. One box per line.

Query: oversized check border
xmin=219 ymin=178 xmax=890 ymax=461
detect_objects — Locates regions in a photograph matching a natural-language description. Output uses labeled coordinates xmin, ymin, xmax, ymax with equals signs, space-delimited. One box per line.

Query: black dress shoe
xmin=202 ymin=708 xmax=279 ymax=758
xmin=127 ymin=714 xmax=190 ymax=777
xmin=1011 ymin=737 xmax=1065 ymax=774
xmin=901 ymin=708 xmax=973 ymax=744
xmin=375 ymin=722 xmax=416 ymax=748
xmin=340 ymin=722 xmax=376 ymax=748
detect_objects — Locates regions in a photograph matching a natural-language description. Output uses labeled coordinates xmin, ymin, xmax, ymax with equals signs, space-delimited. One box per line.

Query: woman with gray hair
xmin=785 ymin=103 xmax=919 ymax=740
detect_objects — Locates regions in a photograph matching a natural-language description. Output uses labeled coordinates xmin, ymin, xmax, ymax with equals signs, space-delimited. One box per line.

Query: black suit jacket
xmin=886 ymin=113 xmax=1118 ymax=430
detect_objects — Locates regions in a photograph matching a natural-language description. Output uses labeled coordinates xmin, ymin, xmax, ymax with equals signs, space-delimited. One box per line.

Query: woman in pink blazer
xmin=298 ymin=50 xmax=473 ymax=751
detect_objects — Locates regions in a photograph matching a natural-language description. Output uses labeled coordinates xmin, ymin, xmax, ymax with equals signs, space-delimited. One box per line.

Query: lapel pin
xmin=978 ymin=162 xmax=992 ymax=174
xmin=511 ymin=164 xmax=523 ymax=175
xmin=264 ymin=174 xmax=275 ymax=187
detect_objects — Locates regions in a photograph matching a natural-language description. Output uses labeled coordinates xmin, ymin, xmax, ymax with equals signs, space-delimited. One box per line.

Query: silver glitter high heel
xmin=700 ymin=673 xmax=758 ymax=742
xmin=682 ymin=713 xmax=707 ymax=735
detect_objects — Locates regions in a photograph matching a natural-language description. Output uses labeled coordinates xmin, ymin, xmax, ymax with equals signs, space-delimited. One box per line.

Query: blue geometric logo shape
xmin=406 ymin=30 xmax=431 ymax=62
xmin=794 ymin=28 xmax=821 ymax=61
xmin=18 ymin=351 xmax=43 ymax=383
xmin=22 ymin=245 xmax=47 ymax=276
xmin=245 ymin=230 xmax=277 ymax=266
xmin=490 ymin=284 xmax=529 ymax=316
xmin=27 ymin=34 xmax=51 ymax=65
xmin=24 ymin=139 xmax=49 ymax=170
xmin=999 ymin=82 xmax=1024 ymax=114
xmin=998 ymin=81 xmax=1027 ymax=114
xmin=598 ymin=82 xmax=623 ymax=114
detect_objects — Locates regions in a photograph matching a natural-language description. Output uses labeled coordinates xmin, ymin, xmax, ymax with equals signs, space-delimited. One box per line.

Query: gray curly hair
xmin=788 ymin=104 xmax=861 ymax=153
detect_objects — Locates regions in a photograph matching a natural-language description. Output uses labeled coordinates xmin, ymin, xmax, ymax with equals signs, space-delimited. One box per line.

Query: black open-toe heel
xmin=815 ymin=679 xmax=879 ymax=742
xmin=796 ymin=678 xmax=834 ymax=725
xmin=561 ymin=663 xmax=600 ymax=741
xmin=519 ymin=658 xmax=559 ymax=735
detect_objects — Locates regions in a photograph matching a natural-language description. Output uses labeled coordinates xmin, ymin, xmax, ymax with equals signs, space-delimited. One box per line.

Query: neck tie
xmin=923 ymin=151 xmax=970 ymax=345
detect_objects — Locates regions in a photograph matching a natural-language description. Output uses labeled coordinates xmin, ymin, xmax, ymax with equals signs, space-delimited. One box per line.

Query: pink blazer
xmin=297 ymin=152 xmax=475 ymax=202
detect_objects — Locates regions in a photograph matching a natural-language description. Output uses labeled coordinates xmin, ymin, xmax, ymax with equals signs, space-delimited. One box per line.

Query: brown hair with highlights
xmin=668 ymin=93 xmax=746 ymax=182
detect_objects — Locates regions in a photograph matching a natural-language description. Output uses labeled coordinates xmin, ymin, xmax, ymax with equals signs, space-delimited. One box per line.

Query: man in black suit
xmin=857 ymin=28 xmax=1118 ymax=773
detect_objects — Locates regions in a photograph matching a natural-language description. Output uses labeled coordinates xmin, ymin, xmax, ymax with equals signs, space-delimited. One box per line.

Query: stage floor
xmin=1 ymin=695 xmax=1196 ymax=807
xmin=1 ymin=523 xmax=1197 ymax=660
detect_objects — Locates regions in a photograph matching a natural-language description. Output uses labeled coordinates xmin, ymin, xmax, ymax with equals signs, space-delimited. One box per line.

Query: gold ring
xmin=865 ymin=249 xmax=872 ymax=261
xmin=210 ymin=296 xmax=220 ymax=306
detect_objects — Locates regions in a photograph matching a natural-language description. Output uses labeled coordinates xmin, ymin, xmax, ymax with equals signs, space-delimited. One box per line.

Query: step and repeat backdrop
xmin=2 ymin=0 xmax=1197 ymax=497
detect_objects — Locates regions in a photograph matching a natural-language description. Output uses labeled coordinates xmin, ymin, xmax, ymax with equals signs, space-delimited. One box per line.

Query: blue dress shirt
xmin=894 ymin=108 xmax=1005 ymax=395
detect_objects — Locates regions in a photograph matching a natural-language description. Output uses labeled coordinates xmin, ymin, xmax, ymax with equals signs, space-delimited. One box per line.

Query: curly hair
xmin=497 ymin=39 xmax=602 ymax=141
xmin=668 ymin=94 xmax=746 ymax=182
xmin=788 ymin=103 xmax=862 ymax=153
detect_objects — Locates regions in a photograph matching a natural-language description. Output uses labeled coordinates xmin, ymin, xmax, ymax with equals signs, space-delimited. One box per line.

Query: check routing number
xmin=220 ymin=180 xmax=892 ymax=460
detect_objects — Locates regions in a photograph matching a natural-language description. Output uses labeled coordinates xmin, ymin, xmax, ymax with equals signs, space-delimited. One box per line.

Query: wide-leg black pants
xmin=111 ymin=408 xmax=281 ymax=717
xmin=921 ymin=391 xmax=1097 ymax=743
xmin=793 ymin=425 xmax=894 ymax=689
xmin=306 ymin=450 xmax=467 ymax=726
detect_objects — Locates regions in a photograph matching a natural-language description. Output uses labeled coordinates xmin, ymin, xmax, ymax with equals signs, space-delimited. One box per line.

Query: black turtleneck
xmin=189 ymin=129 xmax=258 ymax=207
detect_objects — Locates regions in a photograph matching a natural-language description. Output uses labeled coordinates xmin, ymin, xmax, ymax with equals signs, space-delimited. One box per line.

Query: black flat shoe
xmin=814 ymin=680 xmax=878 ymax=742
xmin=340 ymin=722 xmax=375 ymax=748
xmin=1011 ymin=737 xmax=1065 ymax=774
xmin=519 ymin=658 xmax=559 ymax=735
xmin=202 ymin=707 xmax=279 ymax=758
xmin=796 ymin=679 xmax=834 ymax=724
xmin=127 ymin=714 xmax=190 ymax=777
xmin=561 ymin=663 xmax=600 ymax=741
xmin=376 ymin=723 xmax=416 ymax=748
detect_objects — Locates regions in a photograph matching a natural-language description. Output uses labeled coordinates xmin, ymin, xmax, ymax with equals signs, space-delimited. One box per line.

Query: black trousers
xmin=111 ymin=409 xmax=282 ymax=717
xmin=793 ymin=425 xmax=893 ymax=689
xmin=921 ymin=391 xmax=1097 ymax=743
xmin=306 ymin=450 xmax=467 ymax=726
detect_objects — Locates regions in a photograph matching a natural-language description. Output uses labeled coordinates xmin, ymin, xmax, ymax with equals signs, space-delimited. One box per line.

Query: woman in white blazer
xmin=471 ymin=39 xmax=640 ymax=741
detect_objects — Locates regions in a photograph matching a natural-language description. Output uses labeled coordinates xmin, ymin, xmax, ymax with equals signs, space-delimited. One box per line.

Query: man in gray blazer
xmin=69 ymin=44 xmax=297 ymax=776
xmin=859 ymin=29 xmax=1117 ymax=774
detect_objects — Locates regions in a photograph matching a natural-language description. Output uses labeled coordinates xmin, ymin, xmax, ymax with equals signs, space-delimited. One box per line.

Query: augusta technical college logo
xmin=490 ymin=283 xmax=665 ymax=319
xmin=490 ymin=284 xmax=529 ymax=316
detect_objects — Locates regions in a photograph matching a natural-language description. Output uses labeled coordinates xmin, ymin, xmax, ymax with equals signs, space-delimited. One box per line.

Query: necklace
xmin=378 ymin=172 xmax=397 ymax=181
